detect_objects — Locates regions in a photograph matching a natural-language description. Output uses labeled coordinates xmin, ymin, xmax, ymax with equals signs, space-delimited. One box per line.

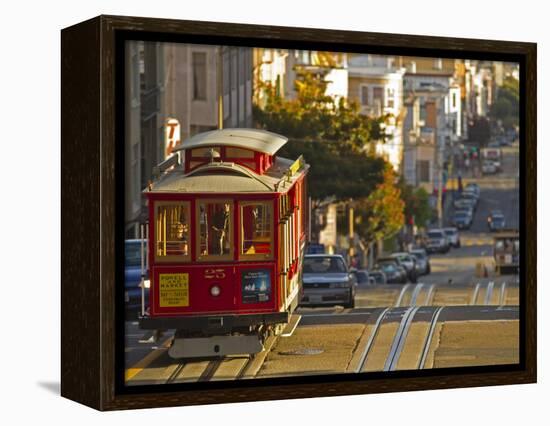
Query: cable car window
xmin=191 ymin=147 xmax=220 ymax=158
xmin=225 ymin=147 xmax=255 ymax=158
xmin=155 ymin=202 xmax=191 ymax=262
xmin=240 ymin=201 xmax=273 ymax=259
xmin=197 ymin=200 xmax=233 ymax=260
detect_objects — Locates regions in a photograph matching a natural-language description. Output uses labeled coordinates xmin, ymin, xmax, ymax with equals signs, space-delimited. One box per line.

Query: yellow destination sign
xmin=159 ymin=273 xmax=189 ymax=307
xmin=288 ymin=155 xmax=304 ymax=177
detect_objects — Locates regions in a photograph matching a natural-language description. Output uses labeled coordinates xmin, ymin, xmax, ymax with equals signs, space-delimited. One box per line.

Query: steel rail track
xmin=409 ymin=283 xmax=424 ymax=306
xmin=498 ymin=281 xmax=507 ymax=306
xmin=165 ymin=362 xmax=187 ymax=384
xmin=418 ymin=306 xmax=445 ymax=369
xmin=383 ymin=306 xmax=420 ymax=371
xmin=354 ymin=307 xmax=390 ymax=373
xmin=484 ymin=281 xmax=495 ymax=305
xmin=197 ymin=358 xmax=223 ymax=382
xmin=395 ymin=284 xmax=410 ymax=307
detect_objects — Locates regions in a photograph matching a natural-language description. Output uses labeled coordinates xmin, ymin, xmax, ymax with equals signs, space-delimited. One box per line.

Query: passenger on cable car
xmin=211 ymin=203 xmax=231 ymax=255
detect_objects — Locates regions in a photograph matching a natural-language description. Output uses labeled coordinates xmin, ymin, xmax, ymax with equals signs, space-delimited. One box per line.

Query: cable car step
xmin=168 ymin=335 xmax=264 ymax=359
xmin=281 ymin=314 xmax=301 ymax=337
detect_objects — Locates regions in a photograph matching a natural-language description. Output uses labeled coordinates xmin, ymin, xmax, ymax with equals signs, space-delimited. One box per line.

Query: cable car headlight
xmin=140 ymin=279 xmax=151 ymax=289
xmin=210 ymin=285 xmax=221 ymax=297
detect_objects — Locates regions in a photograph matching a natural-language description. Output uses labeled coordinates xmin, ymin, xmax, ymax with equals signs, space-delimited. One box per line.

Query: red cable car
xmin=139 ymin=129 xmax=309 ymax=358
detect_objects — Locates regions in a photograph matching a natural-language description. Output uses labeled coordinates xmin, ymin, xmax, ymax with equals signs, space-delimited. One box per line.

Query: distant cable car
xmin=138 ymin=128 xmax=309 ymax=358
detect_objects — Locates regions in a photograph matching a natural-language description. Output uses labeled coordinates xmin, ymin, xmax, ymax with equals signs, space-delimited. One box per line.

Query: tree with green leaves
xmin=468 ymin=116 xmax=491 ymax=146
xmin=398 ymin=179 xmax=433 ymax=229
xmin=253 ymin=66 xmax=389 ymax=199
xmin=490 ymin=76 xmax=519 ymax=130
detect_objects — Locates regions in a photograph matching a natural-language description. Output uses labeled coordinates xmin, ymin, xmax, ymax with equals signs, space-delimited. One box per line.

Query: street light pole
xmin=217 ymin=47 xmax=223 ymax=130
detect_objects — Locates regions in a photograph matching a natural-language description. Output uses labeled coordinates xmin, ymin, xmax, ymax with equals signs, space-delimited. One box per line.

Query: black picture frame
xmin=61 ymin=15 xmax=536 ymax=411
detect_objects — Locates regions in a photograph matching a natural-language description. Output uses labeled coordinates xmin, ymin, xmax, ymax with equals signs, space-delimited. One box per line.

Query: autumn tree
xmin=353 ymin=165 xmax=405 ymax=244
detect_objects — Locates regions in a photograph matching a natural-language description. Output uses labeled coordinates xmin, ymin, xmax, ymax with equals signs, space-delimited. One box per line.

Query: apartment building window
xmin=360 ymin=85 xmax=369 ymax=106
xmin=434 ymin=58 xmax=443 ymax=70
xmin=372 ymin=87 xmax=384 ymax=105
xmin=417 ymin=160 xmax=431 ymax=183
xmin=387 ymin=88 xmax=395 ymax=108
xmin=192 ymin=52 xmax=207 ymax=100
xmin=452 ymin=92 xmax=457 ymax=109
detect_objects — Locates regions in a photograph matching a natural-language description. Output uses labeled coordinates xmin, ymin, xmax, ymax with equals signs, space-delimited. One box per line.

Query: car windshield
xmin=428 ymin=231 xmax=443 ymax=238
xmin=454 ymin=212 xmax=469 ymax=218
xmin=393 ymin=255 xmax=409 ymax=262
xmin=303 ymin=257 xmax=346 ymax=273
xmin=378 ymin=263 xmax=396 ymax=273
xmin=492 ymin=216 xmax=505 ymax=223
xmin=125 ymin=242 xmax=144 ymax=267
xmin=444 ymin=229 xmax=457 ymax=235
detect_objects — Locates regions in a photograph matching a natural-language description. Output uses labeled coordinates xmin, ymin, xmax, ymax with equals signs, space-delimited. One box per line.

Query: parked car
xmin=454 ymin=196 xmax=477 ymax=212
xmin=369 ymin=270 xmax=387 ymax=284
xmin=390 ymin=252 xmax=418 ymax=283
xmin=350 ymin=269 xmax=370 ymax=286
xmin=456 ymin=205 xmax=474 ymax=218
xmin=409 ymin=248 xmax=431 ymax=275
xmin=426 ymin=229 xmax=450 ymax=254
xmin=301 ymin=254 xmax=356 ymax=308
xmin=463 ymin=186 xmax=480 ymax=201
xmin=488 ymin=213 xmax=506 ymax=232
xmin=452 ymin=210 xmax=472 ymax=230
xmin=482 ymin=160 xmax=498 ymax=174
xmin=465 ymin=183 xmax=480 ymax=197
xmin=443 ymin=227 xmax=461 ymax=248
xmin=375 ymin=258 xmax=408 ymax=284
xmin=461 ymin=190 xmax=479 ymax=204
xmin=125 ymin=239 xmax=149 ymax=318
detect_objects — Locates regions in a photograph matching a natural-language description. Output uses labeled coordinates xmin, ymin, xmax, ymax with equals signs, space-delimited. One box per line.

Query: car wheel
xmin=426 ymin=264 xmax=431 ymax=274
xmin=344 ymin=296 xmax=355 ymax=309
xmin=457 ymin=241 xmax=461 ymax=248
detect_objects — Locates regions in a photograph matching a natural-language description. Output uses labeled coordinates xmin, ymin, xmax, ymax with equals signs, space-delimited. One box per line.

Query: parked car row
xmin=296 ymin=245 xmax=436 ymax=309
xmin=452 ymin=183 xmax=480 ymax=230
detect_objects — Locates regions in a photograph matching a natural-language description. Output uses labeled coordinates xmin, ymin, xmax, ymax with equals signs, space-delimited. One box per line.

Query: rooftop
xmin=172 ymin=128 xmax=288 ymax=156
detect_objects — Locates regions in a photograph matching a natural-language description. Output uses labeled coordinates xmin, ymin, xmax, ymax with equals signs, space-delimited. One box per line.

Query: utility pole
xmin=436 ymin=139 xmax=444 ymax=228
xmin=348 ymin=206 xmax=355 ymax=266
xmin=217 ymin=47 xmax=224 ymax=130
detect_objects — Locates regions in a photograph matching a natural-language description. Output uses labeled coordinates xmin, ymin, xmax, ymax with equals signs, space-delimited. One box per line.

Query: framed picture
xmin=61 ymin=15 xmax=536 ymax=411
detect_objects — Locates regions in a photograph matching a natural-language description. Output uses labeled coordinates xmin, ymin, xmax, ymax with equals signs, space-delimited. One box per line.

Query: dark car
xmin=300 ymin=255 xmax=356 ymax=308
xmin=369 ymin=270 xmax=387 ymax=284
xmin=125 ymin=239 xmax=149 ymax=318
xmin=375 ymin=258 xmax=407 ymax=284
xmin=350 ymin=269 xmax=370 ymax=286
xmin=489 ymin=214 xmax=506 ymax=232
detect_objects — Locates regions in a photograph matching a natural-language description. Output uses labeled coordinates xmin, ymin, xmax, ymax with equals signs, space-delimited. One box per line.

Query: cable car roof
xmin=147 ymin=156 xmax=308 ymax=194
xmin=172 ymin=128 xmax=288 ymax=155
